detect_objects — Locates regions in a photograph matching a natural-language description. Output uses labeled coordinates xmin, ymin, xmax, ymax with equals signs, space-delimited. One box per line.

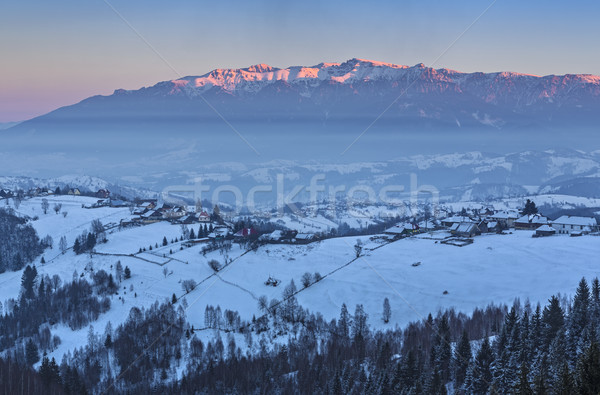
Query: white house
xmin=552 ymin=216 xmax=598 ymax=235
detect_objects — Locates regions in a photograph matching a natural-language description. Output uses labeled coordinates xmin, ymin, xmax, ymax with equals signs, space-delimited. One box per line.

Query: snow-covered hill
xmin=0 ymin=175 xmax=156 ymax=199
xmin=1 ymin=194 xmax=599 ymax=367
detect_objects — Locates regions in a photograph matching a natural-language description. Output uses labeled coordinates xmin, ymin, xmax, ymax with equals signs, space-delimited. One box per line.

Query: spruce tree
xmin=454 ymin=330 xmax=472 ymax=388
xmin=470 ymin=336 xmax=493 ymax=394
xmin=382 ymin=297 xmax=391 ymax=323
xmin=542 ymin=295 xmax=564 ymax=345
xmin=576 ymin=341 xmax=600 ymax=394
xmin=556 ymin=361 xmax=575 ymax=394
xmin=21 ymin=265 xmax=37 ymax=299
xmin=433 ymin=315 xmax=452 ymax=383
xmin=25 ymin=339 xmax=40 ymax=366
xmin=516 ymin=363 xmax=533 ymax=394
xmin=570 ymin=278 xmax=591 ymax=359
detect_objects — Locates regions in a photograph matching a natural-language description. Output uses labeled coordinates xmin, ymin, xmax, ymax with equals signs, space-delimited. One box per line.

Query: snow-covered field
xmin=1 ymin=195 xmax=599 ymax=364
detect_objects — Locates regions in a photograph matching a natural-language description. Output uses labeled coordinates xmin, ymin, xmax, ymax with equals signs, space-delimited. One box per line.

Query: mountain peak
xmin=342 ymin=58 xmax=409 ymax=69
xmin=245 ymin=63 xmax=276 ymax=73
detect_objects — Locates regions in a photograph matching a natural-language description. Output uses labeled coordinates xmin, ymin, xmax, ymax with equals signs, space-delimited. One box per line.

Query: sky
xmin=1 ymin=0 xmax=599 ymax=122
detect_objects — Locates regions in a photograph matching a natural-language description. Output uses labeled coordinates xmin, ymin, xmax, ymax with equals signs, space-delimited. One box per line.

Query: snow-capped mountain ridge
xmin=125 ymin=58 xmax=600 ymax=105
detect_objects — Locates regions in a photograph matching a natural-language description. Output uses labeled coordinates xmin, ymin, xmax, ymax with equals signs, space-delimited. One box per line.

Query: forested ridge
xmin=2 ymin=276 xmax=597 ymax=394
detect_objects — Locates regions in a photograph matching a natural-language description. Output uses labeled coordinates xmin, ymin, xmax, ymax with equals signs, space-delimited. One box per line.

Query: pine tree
xmin=39 ymin=353 xmax=51 ymax=383
xmin=591 ymin=278 xmax=600 ymax=328
xmin=25 ymin=339 xmax=39 ymax=366
xmin=530 ymin=304 xmax=543 ymax=354
xmin=454 ymin=330 xmax=472 ymax=388
xmin=382 ymin=297 xmax=391 ymax=323
xmin=533 ymin=368 xmax=549 ymax=395
xmin=542 ymin=295 xmax=564 ymax=345
xmin=104 ymin=333 xmax=112 ymax=349
xmin=124 ymin=266 xmax=131 ymax=279
xmin=556 ymin=361 xmax=575 ymax=394
xmin=73 ymin=237 xmax=81 ymax=254
xmin=49 ymin=357 xmax=61 ymax=386
xmin=576 ymin=341 xmax=600 ymax=394
xmin=337 ymin=303 xmax=350 ymax=343
xmin=433 ymin=314 xmax=452 ymax=383
xmin=470 ymin=336 xmax=493 ymax=394
xmin=523 ymin=199 xmax=538 ymax=215
xmin=163 ymin=236 xmax=168 ymax=246
xmin=570 ymin=278 xmax=591 ymax=359
xmin=38 ymin=277 xmax=45 ymax=299
xmin=516 ymin=363 xmax=533 ymax=394
xmin=21 ymin=265 xmax=37 ymax=299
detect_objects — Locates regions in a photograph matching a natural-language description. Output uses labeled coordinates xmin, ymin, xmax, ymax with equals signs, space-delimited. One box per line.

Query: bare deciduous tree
xmin=354 ymin=239 xmax=363 ymax=258
xmin=208 ymin=259 xmax=221 ymax=272
xmin=59 ymin=236 xmax=68 ymax=254
xmin=41 ymin=199 xmax=49 ymax=214
xmin=182 ymin=279 xmax=197 ymax=293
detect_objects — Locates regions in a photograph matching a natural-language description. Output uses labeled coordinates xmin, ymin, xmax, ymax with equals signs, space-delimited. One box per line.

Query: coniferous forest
xmin=0 ymin=208 xmax=44 ymax=273
xmin=2 ymin=277 xmax=600 ymax=393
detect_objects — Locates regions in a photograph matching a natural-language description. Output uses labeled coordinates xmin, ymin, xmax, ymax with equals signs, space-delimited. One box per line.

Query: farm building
xmin=451 ymin=223 xmax=481 ymax=238
xmin=515 ymin=214 xmax=549 ymax=230
xmin=534 ymin=225 xmax=556 ymax=237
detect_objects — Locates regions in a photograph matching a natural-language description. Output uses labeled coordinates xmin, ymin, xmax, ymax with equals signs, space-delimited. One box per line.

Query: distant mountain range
xmin=2 ymin=59 xmax=600 ymax=179
xmin=10 ymin=58 xmax=600 ymax=128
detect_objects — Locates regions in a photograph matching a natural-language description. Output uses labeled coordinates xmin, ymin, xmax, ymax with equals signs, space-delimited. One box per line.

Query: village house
xmin=261 ymin=229 xmax=298 ymax=243
xmin=96 ymin=189 xmax=110 ymax=199
xmin=140 ymin=201 xmax=156 ymax=211
xmin=534 ymin=225 xmax=556 ymax=237
xmin=552 ymin=216 xmax=598 ymax=235
xmin=418 ymin=219 xmax=439 ymax=231
xmin=109 ymin=199 xmax=128 ymax=208
xmin=0 ymin=189 xmax=13 ymax=199
xmin=131 ymin=207 xmax=146 ymax=216
xmin=489 ymin=210 xmax=519 ymax=228
xmin=485 ymin=221 xmax=500 ymax=233
xmin=165 ymin=206 xmax=186 ymax=219
xmin=441 ymin=216 xmax=472 ymax=228
xmin=179 ymin=214 xmax=198 ymax=224
xmin=233 ymin=227 xmax=258 ymax=240
xmin=67 ymin=188 xmax=81 ymax=196
xmin=197 ymin=211 xmax=211 ymax=222
xmin=294 ymin=233 xmax=316 ymax=244
xmin=451 ymin=222 xmax=481 ymax=238
xmin=25 ymin=187 xmax=52 ymax=197
xmin=476 ymin=220 xmax=490 ymax=233
xmin=208 ymin=226 xmax=231 ymax=240
xmin=384 ymin=223 xmax=420 ymax=238
xmin=514 ymin=214 xmax=549 ymax=230
xmin=141 ymin=210 xmax=162 ymax=222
